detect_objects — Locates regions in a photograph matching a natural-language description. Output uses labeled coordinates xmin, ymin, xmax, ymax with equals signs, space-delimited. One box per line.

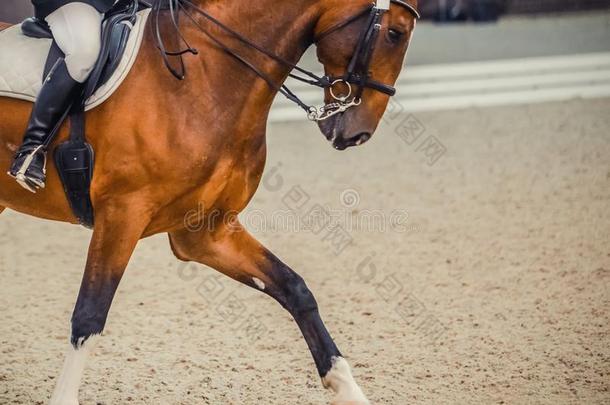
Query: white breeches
xmin=45 ymin=3 xmax=103 ymax=83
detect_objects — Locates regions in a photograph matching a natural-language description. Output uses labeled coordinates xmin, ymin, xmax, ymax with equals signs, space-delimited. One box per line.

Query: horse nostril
xmin=350 ymin=132 xmax=371 ymax=146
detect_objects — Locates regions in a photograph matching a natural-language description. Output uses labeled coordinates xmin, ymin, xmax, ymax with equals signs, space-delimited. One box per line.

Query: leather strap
xmin=153 ymin=0 xmax=420 ymax=115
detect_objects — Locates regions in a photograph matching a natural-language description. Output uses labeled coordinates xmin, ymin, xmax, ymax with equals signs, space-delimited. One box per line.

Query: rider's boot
xmin=7 ymin=59 xmax=82 ymax=193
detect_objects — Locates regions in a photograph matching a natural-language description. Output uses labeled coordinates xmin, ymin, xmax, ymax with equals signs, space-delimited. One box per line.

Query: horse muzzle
xmin=318 ymin=113 xmax=373 ymax=150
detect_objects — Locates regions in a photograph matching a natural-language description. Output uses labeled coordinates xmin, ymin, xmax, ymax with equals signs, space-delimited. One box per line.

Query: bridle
xmin=153 ymin=0 xmax=420 ymax=121
xmin=154 ymin=0 xmax=419 ymax=121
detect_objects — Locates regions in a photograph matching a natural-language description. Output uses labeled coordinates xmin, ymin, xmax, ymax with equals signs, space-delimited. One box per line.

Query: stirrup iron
xmin=9 ymin=145 xmax=47 ymax=193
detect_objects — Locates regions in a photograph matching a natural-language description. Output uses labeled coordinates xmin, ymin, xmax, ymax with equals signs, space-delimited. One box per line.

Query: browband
xmin=387 ymin=0 xmax=420 ymax=19
xmin=316 ymin=0 xmax=419 ymax=43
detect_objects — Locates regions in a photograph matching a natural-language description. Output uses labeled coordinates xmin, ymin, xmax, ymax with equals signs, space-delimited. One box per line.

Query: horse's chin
xmin=318 ymin=114 xmax=372 ymax=151
xmin=330 ymin=131 xmax=372 ymax=150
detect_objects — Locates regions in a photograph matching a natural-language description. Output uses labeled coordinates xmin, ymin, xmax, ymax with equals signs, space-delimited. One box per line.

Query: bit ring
xmin=329 ymin=80 xmax=352 ymax=102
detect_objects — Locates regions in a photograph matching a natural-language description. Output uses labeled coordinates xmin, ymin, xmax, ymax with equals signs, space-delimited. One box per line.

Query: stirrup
xmin=7 ymin=145 xmax=47 ymax=193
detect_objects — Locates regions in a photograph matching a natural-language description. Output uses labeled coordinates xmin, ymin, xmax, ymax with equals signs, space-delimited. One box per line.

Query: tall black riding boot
xmin=8 ymin=59 xmax=82 ymax=192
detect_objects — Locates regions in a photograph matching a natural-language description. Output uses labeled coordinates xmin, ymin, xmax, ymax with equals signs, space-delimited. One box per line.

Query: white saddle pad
xmin=0 ymin=9 xmax=151 ymax=111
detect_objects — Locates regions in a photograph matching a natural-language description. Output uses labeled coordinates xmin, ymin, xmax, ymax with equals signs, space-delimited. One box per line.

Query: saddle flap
xmin=92 ymin=18 xmax=134 ymax=93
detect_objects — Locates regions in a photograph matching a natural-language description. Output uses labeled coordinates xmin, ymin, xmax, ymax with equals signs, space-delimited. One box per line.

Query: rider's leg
xmin=46 ymin=3 xmax=104 ymax=83
xmin=8 ymin=3 xmax=103 ymax=193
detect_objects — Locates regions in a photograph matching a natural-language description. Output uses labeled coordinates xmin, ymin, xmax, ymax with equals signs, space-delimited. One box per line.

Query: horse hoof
xmin=331 ymin=400 xmax=370 ymax=405
xmin=49 ymin=397 xmax=79 ymax=405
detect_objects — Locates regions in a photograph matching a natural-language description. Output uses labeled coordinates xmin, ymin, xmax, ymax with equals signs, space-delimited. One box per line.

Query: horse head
xmin=313 ymin=0 xmax=419 ymax=150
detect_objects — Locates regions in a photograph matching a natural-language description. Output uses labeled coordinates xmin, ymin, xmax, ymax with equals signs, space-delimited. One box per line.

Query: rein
xmin=152 ymin=0 xmax=420 ymax=121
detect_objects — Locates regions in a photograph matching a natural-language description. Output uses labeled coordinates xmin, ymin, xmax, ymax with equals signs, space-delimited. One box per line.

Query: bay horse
xmin=0 ymin=0 xmax=418 ymax=403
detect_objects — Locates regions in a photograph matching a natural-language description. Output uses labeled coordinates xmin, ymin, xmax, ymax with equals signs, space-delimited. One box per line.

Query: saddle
xmin=20 ymin=0 xmax=151 ymax=228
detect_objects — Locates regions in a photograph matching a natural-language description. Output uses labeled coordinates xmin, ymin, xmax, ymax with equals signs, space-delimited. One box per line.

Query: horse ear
xmin=376 ymin=0 xmax=390 ymax=10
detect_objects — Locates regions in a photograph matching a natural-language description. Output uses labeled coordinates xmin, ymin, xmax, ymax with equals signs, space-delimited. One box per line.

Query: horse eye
xmin=387 ymin=28 xmax=404 ymax=43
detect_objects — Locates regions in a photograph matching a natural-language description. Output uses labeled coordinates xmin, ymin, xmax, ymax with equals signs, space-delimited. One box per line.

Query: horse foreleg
xmin=169 ymin=223 xmax=370 ymax=405
xmin=50 ymin=204 xmax=150 ymax=405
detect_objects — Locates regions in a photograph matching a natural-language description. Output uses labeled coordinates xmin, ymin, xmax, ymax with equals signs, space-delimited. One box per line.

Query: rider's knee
xmin=65 ymin=37 xmax=101 ymax=82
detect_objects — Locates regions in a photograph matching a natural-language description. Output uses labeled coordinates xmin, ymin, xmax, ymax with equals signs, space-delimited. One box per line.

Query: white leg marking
xmin=252 ymin=277 xmax=265 ymax=290
xmin=49 ymin=335 xmax=97 ymax=405
xmin=322 ymin=356 xmax=370 ymax=405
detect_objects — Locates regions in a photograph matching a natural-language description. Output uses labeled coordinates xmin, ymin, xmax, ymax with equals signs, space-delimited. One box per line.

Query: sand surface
xmin=1 ymin=99 xmax=609 ymax=404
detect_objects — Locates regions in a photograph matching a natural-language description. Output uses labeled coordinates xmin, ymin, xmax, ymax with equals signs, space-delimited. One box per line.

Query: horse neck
xmin=197 ymin=0 xmax=321 ymax=63
xmin=168 ymin=0 xmax=323 ymax=126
